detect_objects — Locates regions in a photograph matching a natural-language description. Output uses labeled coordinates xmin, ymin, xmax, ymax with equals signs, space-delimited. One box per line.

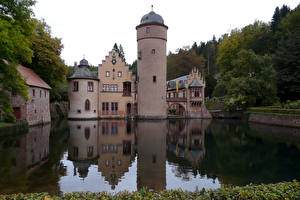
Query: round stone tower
xmin=68 ymin=59 xmax=99 ymax=119
xmin=136 ymin=10 xmax=168 ymax=119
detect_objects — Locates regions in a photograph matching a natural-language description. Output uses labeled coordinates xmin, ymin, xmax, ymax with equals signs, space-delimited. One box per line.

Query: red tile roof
xmin=17 ymin=65 xmax=51 ymax=89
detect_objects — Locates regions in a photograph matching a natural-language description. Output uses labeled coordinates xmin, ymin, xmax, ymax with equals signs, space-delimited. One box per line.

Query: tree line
xmin=0 ymin=0 xmax=67 ymax=121
xmin=164 ymin=4 xmax=300 ymax=109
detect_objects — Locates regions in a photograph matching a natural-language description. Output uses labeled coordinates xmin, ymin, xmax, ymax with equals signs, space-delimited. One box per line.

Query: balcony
xmin=123 ymin=91 xmax=131 ymax=96
xmin=167 ymin=97 xmax=187 ymax=102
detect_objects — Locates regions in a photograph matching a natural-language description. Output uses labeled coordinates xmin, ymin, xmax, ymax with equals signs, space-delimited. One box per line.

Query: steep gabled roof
xmin=17 ymin=65 xmax=51 ymax=89
xmin=189 ymin=79 xmax=203 ymax=87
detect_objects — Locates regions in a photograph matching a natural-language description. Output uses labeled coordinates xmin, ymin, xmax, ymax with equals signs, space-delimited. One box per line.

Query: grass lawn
xmin=0 ymin=122 xmax=15 ymax=128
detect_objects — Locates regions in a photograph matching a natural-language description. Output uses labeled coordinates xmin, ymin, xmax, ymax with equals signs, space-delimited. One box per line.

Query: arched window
xmin=85 ymin=99 xmax=90 ymax=111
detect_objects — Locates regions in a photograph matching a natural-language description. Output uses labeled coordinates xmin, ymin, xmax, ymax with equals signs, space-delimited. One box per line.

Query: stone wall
xmin=248 ymin=113 xmax=300 ymax=128
xmin=11 ymin=87 xmax=51 ymax=126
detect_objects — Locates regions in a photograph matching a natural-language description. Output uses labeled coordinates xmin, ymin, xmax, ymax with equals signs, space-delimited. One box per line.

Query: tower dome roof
xmin=79 ymin=58 xmax=89 ymax=66
xmin=140 ymin=11 xmax=164 ymax=25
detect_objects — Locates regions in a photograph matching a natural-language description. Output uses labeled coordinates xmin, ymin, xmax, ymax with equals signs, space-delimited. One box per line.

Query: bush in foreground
xmin=0 ymin=181 xmax=299 ymax=200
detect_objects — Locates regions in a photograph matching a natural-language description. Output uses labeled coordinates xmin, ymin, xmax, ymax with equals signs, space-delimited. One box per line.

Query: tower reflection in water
xmin=68 ymin=120 xmax=99 ymax=178
xmin=67 ymin=119 xmax=210 ymax=191
xmin=137 ymin=121 xmax=167 ymax=190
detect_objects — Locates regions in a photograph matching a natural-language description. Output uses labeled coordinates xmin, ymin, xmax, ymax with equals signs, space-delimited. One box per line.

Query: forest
xmin=1 ymin=0 xmax=299 ymax=121
xmin=164 ymin=4 xmax=300 ymax=110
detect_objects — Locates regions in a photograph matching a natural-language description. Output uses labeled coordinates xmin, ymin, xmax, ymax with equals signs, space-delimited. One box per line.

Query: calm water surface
xmin=0 ymin=119 xmax=299 ymax=194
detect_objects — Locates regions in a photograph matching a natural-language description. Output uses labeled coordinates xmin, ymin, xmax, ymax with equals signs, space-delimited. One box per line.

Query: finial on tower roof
xmin=151 ymin=5 xmax=153 ymax=11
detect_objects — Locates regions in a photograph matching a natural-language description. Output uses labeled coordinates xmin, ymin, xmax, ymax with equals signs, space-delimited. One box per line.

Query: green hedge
xmin=0 ymin=181 xmax=299 ymax=200
xmin=247 ymin=106 xmax=300 ymax=116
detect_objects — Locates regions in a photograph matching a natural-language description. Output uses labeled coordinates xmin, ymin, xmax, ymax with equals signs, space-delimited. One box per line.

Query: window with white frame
xmin=117 ymin=71 xmax=122 ymax=77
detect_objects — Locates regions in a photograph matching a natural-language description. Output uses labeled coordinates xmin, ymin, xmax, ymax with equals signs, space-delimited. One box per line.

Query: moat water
xmin=0 ymin=119 xmax=299 ymax=194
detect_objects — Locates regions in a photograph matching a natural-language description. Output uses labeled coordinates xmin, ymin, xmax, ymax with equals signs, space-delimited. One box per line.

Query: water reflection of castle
xmin=0 ymin=125 xmax=51 ymax=193
xmin=167 ymin=119 xmax=211 ymax=167
xmin=67 ymin=119 xmax=210 ymax=190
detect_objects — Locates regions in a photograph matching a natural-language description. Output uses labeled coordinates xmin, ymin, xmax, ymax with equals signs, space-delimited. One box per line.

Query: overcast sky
xmin=33 ymin=0 xmax=299 ymax=66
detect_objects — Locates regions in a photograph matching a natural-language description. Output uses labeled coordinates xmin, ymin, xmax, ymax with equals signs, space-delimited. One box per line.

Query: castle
xmin=68 ymin=10 xmax=211 ymax=119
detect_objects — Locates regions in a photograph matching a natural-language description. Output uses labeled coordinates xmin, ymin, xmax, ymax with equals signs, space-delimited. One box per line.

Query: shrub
xmin=0 ymin=181 xmax=299 ymax=200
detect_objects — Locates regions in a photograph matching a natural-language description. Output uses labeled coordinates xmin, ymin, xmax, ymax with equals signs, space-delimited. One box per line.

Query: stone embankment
xmin=248 ymin=113 xmax=300 ymax=128
xmin=209 ymin=110 xmax=243 ymax=118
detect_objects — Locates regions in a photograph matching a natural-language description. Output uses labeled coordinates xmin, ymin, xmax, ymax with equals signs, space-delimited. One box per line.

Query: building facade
xmin=11 ymin=65 xmax=51 ymax=126
xmin=98 ymin=49 xmax=136 ymax=118
xmin=167 ymin=68 xmax=212 ymax=118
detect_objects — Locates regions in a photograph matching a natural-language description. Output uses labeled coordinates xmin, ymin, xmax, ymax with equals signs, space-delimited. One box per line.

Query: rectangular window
xmin=111 ymin=102 xmax=118 ymax=111
xmin=110 ymin=84 xmax=118 ymax=92
xmin=111 ymin=102 xmax=118 ymax=115
xmin=102 ymin=122 xmax=109 ymax=134
xmin=152 ymin=49 xmax=156 ymax=54
xmin=87 ymin=82 xmax=94 ymax=92
xmin=73 ymin=81 xmax=79 ymax=92
xmin=87 ymin=146 xmax=93 ymax=157
xmin=33 ymin=89 xmax=35 ymax=97
xmin=44 ymin=91 xmax=46 ymax=97
xmin=194 ymin=91 xmax=200 ymax=97
xmin=103 ymin=84 xmax=109 ymax=91
xmin=117 ymin=71 xmax=122 ymax=77
xmin=146 ymin=27 xmax=150 ymax=33
xmin=40 ymin=90 xmax=42 ymax=97
xmin=111 ymin=122 xmax=118 ymax=135
xmin=153 ymin=76 xmax=156 ymax=83
xmin=106 ymin=71 xmax=110 ymax=77
xmin=138 ymin=50 xmax=142 ymax=60
xmin=102 ymin=102 xmax=109 ymax=111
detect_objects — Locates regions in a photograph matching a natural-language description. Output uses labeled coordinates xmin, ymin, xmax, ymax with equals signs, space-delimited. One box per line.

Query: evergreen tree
xmin=274 ymin=26 xmax=300 ymax=102
xmin=118 ymin=44 xmax=125 ymax=62
xmin=113 ymin=43 xmax=119 ymax=51
xmin=271 ymin=7 xmax=281 ymax=32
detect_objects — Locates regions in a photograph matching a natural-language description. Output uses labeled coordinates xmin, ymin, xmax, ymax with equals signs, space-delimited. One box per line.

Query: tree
xmin=274 ymin=27 xmax=300 ymax=102
xmin=24 ymin=19 xmax=67 ymax=101
xmin=272 ymin=5 xmax=300 ymax=102
xmin=129 ymin=60 xmax=137 ymax=75
xmin=217 ymin=21 xmax=272 ymax=75
xmin=167 ymin=49 xmax=205 ymax=80
xmin=214 ymin=49 xmax=277 ymax=107
xmin=0 ymin=0 xmax=36 ymax=121
xmin=118 ymin=44 xmax=125 ymax=62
